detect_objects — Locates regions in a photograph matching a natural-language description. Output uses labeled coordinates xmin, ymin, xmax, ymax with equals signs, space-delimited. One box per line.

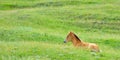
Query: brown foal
xmin=64 ymin=32 xmax=100 ymax=52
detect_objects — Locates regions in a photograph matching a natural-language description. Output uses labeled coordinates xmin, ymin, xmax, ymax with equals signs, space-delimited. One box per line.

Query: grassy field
xmin=0 ymin=0 xmax=120 ymax=60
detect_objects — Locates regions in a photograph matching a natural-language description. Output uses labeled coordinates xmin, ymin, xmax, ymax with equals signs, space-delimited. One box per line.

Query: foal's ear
xmin=69 ymin=31 xmax=73 ymax=34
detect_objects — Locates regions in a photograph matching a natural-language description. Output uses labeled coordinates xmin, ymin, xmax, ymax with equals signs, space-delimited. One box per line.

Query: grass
xmin=0 ymin=0 xmax=120 ymax=60
xmin=0 ymin=41 xmax=119 ymax=60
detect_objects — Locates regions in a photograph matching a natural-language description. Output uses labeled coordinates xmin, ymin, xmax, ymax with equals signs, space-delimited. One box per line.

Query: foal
xmin=64 ymin=32 xmax=100 ymax=52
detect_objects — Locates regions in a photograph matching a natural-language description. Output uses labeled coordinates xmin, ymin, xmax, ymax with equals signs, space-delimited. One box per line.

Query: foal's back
xmin=78 ymin=42 xmax=100 ymax=52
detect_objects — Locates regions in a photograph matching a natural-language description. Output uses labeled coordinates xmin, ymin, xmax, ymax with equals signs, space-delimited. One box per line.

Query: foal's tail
xmin=95 ymin=47 xmax=102 ymax=52
xmin=96 ymin=46 xmax=102 ymax=52
xmin=90 ymin=44 xmax=102 ymax=52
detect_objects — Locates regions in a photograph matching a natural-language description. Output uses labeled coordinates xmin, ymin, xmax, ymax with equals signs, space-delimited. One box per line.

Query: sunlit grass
xmin=0 ymin=0 xmax=120 ymax=60
xmin=0 ymin=41 xmax=120 ymax=60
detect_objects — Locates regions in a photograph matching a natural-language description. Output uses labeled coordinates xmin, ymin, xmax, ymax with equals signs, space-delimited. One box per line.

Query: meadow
xmin=0 ymin=0 xmax=120 ymax=60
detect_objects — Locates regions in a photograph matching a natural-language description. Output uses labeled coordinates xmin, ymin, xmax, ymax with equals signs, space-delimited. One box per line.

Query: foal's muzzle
xmin=64 ymin=40 xmax=66 ymax=43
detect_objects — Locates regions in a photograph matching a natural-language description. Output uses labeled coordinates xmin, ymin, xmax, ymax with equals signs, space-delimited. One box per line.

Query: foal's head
xmin=64 ymin=32 xmax=81 ymax=43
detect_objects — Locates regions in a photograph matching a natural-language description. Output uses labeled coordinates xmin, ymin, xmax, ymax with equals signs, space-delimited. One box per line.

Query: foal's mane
xmin=71 ymin=32 xmax=81 ymax=42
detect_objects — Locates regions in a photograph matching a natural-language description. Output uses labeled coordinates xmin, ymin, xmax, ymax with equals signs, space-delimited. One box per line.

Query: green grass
xmin=0 ymin=0 xmax=120 ymax=60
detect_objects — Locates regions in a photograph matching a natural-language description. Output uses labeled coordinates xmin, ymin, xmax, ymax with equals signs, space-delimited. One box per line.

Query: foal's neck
xmin=72 ymin=38 xmax=82 ymax=46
